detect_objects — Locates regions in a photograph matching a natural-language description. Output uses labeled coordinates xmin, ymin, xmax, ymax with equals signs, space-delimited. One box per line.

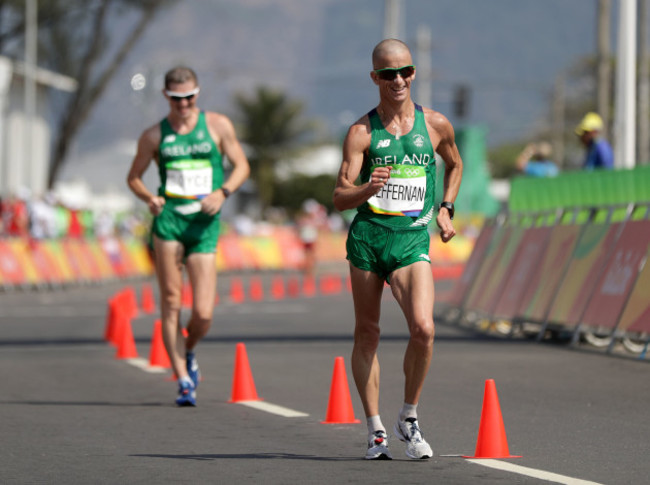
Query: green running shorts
xmin=346 ymin=218 xmax=431 ymax=282
xmin=152 ymin=204 xmax=221 ymax=256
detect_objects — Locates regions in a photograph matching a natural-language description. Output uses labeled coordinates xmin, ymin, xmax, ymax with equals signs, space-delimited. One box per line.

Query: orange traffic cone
xmin=141 ymin=283 xmax=156 ymax=314
xmin=287 ymin=276 xmax=301 ymax=298
xmin=320 ymin=274 xmax=343 ymax=295
xmin=463 ymin=379 xmax=521 ymax=459
xmin=271 ymin=275 xmax=286 ymax=300
xmin=148 ymin=319 xmax=171 ymax=368
xmin=230 ymin=278 xmax=245 ymax=304
xmin=181 ymin=281 xmax=193 ymax=308
xmin=104 ymin=296 xmax=118 ymax=345
xmin=302 ymin=275 xmax=316 ymax=297
xmin=321 ymin=356 xmax=360 ymax=424
xmin=123 ymin=286 xmax=139 ymax=319
xmin=229 ymin=343 xmax=261 ymax=402
xmin=250 ymin=276 xmax=264 ymax=301
xmin=115 ymin=312 xmax=138 ymax=359
xmin=108 ymin=295 xmax=130 ymax=347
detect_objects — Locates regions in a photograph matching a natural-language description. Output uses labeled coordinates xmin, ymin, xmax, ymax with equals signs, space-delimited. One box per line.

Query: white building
xmin=0 ymin=56 xmax=77 ymax=197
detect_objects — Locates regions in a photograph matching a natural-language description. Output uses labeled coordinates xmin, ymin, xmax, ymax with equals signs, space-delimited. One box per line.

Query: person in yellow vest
xmin=333 ymin=39 xmax=463 ymax=460
xmin=127 ymin=67 xmax=250 ymax=406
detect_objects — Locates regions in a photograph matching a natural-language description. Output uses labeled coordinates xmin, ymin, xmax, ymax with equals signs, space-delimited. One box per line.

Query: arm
xmin=428 ymin=111 xmax=463 ymax=243
xmin=126 ymin=126 xmax=165 ymax=216
xmin=515 ymin=143 xmax=536 ymax=171
xmin=333 ymin=119 xmax=391 ymax=212
xmin=202 ymin=112 xmax=251 ymax=216
xmin=596 ymin=139 xmax=614 ymax=169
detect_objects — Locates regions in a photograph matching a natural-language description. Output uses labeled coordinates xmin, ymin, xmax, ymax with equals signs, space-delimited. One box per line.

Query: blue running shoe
xmin=175 ymin=380 xmax=196 ymax=407
xmin=186 ymin=351 xmax=201 ymax=389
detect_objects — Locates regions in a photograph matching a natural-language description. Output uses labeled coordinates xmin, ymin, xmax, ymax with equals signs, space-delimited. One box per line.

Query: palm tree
xmin=234 ymin=86 xmax=314 ymax=213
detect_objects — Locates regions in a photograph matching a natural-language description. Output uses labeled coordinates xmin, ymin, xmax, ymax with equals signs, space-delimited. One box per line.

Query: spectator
xmin=6 ymin=192 xmax=30 ymax=238
xmin=515 ymin=141 xmax=559 ymax=177
xmin=575 ymin=112 xmax=614 ymax=170
xmin=28 ymin=193 xmax=58 ymax=240
xmin=296 ymin=199 xmax=322 ymax=277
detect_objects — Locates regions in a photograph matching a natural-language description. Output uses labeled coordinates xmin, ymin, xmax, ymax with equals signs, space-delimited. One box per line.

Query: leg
xmin=153 ymin=236 xmax=188 ymax=381
xmin=349 ymin=264 xmax=386 ymax=418
xmin=389 ymin=261 xmax=435 ymax=405
xmin=184 ymin=252 xmax=217 ymax=350
xmin=389 ymin=261 xmax=435 ymax=459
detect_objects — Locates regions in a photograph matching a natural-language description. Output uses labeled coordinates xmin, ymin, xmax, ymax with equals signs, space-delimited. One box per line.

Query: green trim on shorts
xmin=346 ymin=218 xmax=430 ymax=282
xmin=152 ymin=205 xmax=221 ymax=256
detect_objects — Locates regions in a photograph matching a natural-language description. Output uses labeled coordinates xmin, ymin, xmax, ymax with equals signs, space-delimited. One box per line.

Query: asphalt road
xmin=1 ymin=275 xmax=648 ymax=484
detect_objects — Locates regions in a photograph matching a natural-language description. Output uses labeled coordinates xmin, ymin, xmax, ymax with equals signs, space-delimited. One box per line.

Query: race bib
xmin=165 ymin=159 xmax=212 ymax=199
xmin=367 ymin=165 xmax=426 ymax=217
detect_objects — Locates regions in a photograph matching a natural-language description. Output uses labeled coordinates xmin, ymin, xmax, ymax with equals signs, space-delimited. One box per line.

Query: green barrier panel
xmin=449 ymin=125 xmax=501 ymax=216
xmin=509 ymin=166 xmax=650 ymax=213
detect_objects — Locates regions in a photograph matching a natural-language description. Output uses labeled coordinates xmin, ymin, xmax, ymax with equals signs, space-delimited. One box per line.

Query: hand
xmin=436 ymin=210 xmax=456 ymax=243
xmin=200 ymin=190 xmax=224 ymax=216
xmin=147 ymin=196 xmax=165 ymax=216
xmin=368 ymin=166 xmax=392 ymax=192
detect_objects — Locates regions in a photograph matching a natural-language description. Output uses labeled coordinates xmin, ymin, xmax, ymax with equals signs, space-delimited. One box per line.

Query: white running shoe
xmin=393 ymin=418 xmax=433 ymax=459
xmin=365 ymin=430 xmax=392 ymax=460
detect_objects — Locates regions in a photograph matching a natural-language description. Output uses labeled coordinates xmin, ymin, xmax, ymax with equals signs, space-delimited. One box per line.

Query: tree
xmin=234 ymin=86 xmax=316 ymax=214
xmin=0 ymin=0 xmax=173 ymax=188
xmin=272 ymin=173 xmax=337 ymax=216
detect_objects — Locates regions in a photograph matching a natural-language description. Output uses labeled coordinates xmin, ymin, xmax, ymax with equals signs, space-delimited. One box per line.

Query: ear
xmin=370 ymin=71 xmax=380 ymax=86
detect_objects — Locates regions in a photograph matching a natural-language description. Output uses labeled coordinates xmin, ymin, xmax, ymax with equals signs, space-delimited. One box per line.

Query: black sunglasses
xmin=170 ymin=94 xmax=195 ymax=102
xmin=373 ymin=65 xmax=415 ymax=81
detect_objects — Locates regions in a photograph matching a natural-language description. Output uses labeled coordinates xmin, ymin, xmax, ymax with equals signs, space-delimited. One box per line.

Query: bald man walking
xmin=333 ymin=39 xmax=463 ymax=460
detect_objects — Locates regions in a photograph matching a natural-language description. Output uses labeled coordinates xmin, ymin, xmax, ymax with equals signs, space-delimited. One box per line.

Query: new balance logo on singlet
xmin=376 ymin=139 xmax=391 ymax=148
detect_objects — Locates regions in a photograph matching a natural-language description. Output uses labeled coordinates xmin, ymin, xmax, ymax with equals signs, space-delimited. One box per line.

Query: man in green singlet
xmin=333 ymin=39 xmax=463 ymax=460
xmin=127 ymin=67 xmax=250 ymax=406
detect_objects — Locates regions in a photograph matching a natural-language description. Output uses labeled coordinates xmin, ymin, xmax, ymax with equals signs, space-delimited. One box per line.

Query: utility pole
xmin=552 ymin=75 xmax=566 ymax=167
xmin=415 ymin=24 xmax=432 ymax=108
xmin=383 ymin=0 xmax=403 ymax=40
xmin=597 ymin=0 xmax=611 ymax=138
xmin=613 ymin=0 xmax=637 ymax=168
xmin=25 ymin=0 xmax=38 ymax=193
xmin=638 ymin=0 xmax=649 ymax=165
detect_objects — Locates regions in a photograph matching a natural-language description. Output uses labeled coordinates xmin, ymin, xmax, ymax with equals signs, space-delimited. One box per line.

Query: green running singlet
xmin=346 ymin=104 xmax=436 ymax=279
xmin=152 ymin=111 xmax=224 ymax=255
xmin=157 ymin=111 xmax=224 ymax=215
xmin=355 ymin=103 xmax=436 ymax=231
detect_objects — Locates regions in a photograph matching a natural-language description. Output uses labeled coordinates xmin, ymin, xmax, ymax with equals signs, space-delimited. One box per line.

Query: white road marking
xmin=121 ymin=359 xmax=309 ymax=417
xmin=237 ymin=400 xmax=309 ymax=418
xmin=466 ymin=459 xmax=604 ymax=485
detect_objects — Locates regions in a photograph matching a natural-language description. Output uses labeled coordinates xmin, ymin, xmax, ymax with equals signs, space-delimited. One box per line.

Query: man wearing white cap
xmin=575 ymin=112 xmax=614 ymax=170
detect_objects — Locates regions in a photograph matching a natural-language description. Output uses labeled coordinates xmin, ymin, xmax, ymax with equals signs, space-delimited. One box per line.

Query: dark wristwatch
xmin=221 ymin=187 xmax=231 ymax=198
xmin=439 ymin=201 xmax=455 ymax=220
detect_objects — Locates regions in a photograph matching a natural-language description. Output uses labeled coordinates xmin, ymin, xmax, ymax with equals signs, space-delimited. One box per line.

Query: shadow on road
xmin=131 ymin=452 xmax=360 ymax=462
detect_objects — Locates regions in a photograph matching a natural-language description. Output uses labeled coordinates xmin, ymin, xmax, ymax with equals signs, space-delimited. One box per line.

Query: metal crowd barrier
xmin=443 ymin=202 xmax=650 ymax=359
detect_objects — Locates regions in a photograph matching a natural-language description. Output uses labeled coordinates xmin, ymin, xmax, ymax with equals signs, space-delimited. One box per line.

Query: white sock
xmin=179 ymin=376 xmax=194 ymax=388
xmin=399 ymin=402 xmax=418 ymax=421
xmin=367 ymin=415 xmax=385 ymax=436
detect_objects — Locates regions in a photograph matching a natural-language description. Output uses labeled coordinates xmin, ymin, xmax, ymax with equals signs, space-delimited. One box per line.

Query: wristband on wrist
xmin=221 ymin=187 xmax=231 ymax=198
xmin=439 ymin=201 xmax=455 ymax=220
